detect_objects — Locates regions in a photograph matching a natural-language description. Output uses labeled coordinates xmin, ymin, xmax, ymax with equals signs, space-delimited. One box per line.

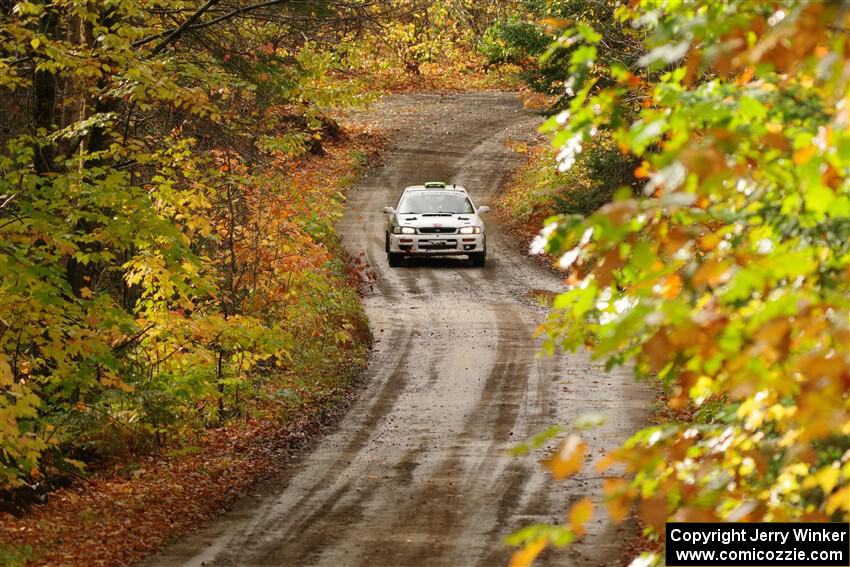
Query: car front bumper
xmin=388 ymin=232 xmax=485 ymax=255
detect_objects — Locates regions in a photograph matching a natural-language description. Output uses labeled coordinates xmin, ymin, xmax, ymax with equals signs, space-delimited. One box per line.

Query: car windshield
xmin=397 ymin=191 xmax=474 ymax=214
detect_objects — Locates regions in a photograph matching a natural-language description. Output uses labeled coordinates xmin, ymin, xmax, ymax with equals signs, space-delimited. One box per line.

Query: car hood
xmin=395 ymin=213 xmax=482 ymax=229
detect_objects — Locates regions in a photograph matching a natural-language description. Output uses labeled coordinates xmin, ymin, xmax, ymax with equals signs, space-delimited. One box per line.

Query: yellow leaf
xmin=543 ymin=434 xmax=587 ymax=480
xmin=698 ymin=232 xmax=721 ymax=251
xmin=31 ymin=37 xmax=40 ymax=49
xmin=811 ymin=467 xmax=840 ymax=495
xmin=568 ymin=497 xmax=593 ymax=536
xmin=80 ymin=287 xmax=93 ymax=299
xmin=765 ymin=121 xmax=783 ymax=134
xmin=0 ymin=354 xmax=12 ymax=387
xmin=825 ymin=486 xmax=850 ymax=515
xmin=509 ymin=537 xmax=548 ymax=567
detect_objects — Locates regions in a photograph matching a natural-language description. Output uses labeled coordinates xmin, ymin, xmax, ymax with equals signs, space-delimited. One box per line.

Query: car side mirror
xmin=383 ymin=206 xmax=395 ymax=214
xmin=477 ymin=206 xmax=490 ymax=214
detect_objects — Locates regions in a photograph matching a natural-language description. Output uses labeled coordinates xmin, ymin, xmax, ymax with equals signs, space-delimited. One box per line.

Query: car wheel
xmin=388 ymin=252 xmax=403 ymax=267
xmin=469 ymin=251 xmax=486 ymax=267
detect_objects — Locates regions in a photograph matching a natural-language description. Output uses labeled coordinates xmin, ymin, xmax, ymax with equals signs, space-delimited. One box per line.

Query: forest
xmin=1 ymin=1 xmax=848 ymax=566
xmin=0 ymin=0 xmax=514 ymax=489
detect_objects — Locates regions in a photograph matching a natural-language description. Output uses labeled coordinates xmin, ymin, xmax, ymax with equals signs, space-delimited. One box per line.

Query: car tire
xmin=388 ymin=252 xmax=403 ymax=267
xmin=469 ymin=251 xmax=486 ymax=267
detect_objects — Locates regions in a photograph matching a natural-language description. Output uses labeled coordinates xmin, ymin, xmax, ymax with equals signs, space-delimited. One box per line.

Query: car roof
xmin=403 ymin=181 xmax=467 ymax=192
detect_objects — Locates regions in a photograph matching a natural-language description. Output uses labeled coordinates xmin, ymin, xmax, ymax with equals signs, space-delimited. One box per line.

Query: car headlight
xmin=393 ymin=226 xmax=416 ymax=234
xmin=459 ymin=226 xmax=481 ymax=234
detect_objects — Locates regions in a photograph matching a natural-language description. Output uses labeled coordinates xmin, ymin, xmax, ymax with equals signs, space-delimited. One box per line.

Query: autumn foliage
xmin=0 ymin=0 xmax=526 ymax=527
xmin=517 ymin=1 xmax=850 ymax=565
xmin=0 ymin=0 xmax=397 ymax=492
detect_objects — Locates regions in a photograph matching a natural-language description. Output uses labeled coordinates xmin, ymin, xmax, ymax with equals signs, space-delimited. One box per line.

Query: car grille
xmin=418 ymin=227 xmax=457 ymax=234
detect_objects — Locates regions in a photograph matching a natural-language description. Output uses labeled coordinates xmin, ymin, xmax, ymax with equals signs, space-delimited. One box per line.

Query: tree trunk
xmin=32 ymin=8 xmax=58 ymax=174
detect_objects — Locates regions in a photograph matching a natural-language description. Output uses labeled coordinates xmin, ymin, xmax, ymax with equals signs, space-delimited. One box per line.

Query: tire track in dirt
xmin=139 ymin=92 xmax=652 ymax=567
xmin=347 ymin=303 xmax=526 ymax=567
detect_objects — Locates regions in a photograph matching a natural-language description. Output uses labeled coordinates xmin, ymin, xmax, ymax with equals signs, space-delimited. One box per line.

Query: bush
xmin=479 ymin=20 xmax=548 ymax=66
xmin=482 ymin=0 xmax=642 ymax=97
xmin=552 ymin=135 xmax=640 ymax=216
xmin=499 ymin=132 xmax=639 ymax=233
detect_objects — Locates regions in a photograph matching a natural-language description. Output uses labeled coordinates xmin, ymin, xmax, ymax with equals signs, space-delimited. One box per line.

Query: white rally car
xmin=383 ymin=182 xmax=489 ymax=267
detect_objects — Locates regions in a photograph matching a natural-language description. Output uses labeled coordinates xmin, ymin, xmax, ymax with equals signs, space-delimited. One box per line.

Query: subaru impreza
xmin=383 ymin=182 xmax=489 ymax=267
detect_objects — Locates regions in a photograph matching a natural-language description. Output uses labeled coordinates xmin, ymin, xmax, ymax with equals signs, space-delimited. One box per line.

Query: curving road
xmin=141 ymin=92 xmax=651 ymax=567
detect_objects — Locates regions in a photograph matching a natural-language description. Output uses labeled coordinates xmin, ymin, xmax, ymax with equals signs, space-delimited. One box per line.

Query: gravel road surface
xmin=141 ymin=92 xmax=652 ymax=567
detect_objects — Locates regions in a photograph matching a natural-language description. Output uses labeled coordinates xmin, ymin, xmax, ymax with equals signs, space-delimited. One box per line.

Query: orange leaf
xmin=568 ymin=497 xmax=593 ymax=536
xmin=667 ymin=435 xmax=695 ymax=461
xmin=659 ymin=274 xmax=682 ymax=299
xmin=793 ymin=145 xmax=815 ymax=165
xmin=683 ymin=47 xmax=700 ymax=86
xmin=596 ymin=451 xmax=618 ymax=473
xmin=644 ymin=329 xmax=672 ymax=372
xmin=662 ymin=226 xmax=691 ymax=255
xmin=736 ymin=65 xmax=756 ymax=85
xmin=796 ymin=353 xmax=846 ymax=381
xmin=538 ymin=17 xmax=571 ymax=30
xmin=543 ymin=434 xmax=587 ymax=480
xmin=603 ymin=478 xmax=633 ymax=522
xmin=638 ymin=493 xmax=667 ymax=533
xmin=634 ymin=162 xmax=651 ymax=178
xmin=592 ymin=249 xmax=622 ymax=288
xmin=599 ymin=200 xmax=638 ymax=225
xmin=680 ymin=146 xmax=727 ymax=179
xmin=754 ymin=318 xmax=791 ymax=357
xmin=692 ymin=260 xmax=730 ymax=288
xmin=763 ymin=132 xmax=790 ymax=151
xmin=509 ymin=537 xmax=548 ymax=567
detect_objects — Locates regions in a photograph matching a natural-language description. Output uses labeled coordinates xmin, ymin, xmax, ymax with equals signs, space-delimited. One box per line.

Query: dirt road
xmin=142 ymin=92 xmax=651 ymax=567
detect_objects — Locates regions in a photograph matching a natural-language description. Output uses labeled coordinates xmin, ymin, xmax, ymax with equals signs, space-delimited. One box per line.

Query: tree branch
xmin=147 ymin=0 xmax=222 ymax=55
xmin=135 ymin=0 xmax=292 ymax=50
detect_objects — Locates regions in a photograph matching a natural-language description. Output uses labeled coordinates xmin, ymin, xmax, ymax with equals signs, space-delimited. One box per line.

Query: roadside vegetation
xmin=0 ymin=0 xmax=526 ymax=564
xmin=3 ymin=1 xmax=846 ymax=566
xmin=497 ymin=134 xmax=639 ymax=245
xmin=348 ymin=2 xmax=524 ymax=92
xmin=503 ymin=1 xmax=850 ymax=566
xmin=484 ymin=0 xmax=642 ymax=234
